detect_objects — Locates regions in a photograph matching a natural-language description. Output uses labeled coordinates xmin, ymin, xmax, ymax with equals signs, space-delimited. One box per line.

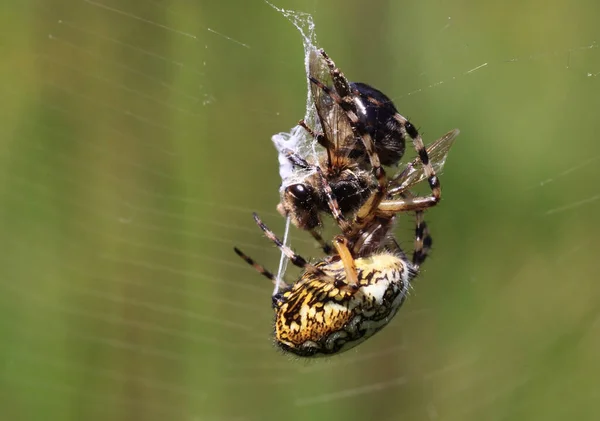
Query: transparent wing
xmin=388 ymin=129 xmax=460 ymax=195
xmin=308 ymin=49 xmax=355 ymax=168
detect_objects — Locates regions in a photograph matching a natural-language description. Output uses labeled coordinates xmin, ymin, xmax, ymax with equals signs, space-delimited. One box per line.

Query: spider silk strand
xmin=274 ymin=215 xmax=291 ymax=295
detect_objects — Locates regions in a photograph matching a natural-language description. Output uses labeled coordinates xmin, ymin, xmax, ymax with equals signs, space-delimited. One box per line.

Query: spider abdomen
xmin=274 ymin=253 xmax=414 ymax=357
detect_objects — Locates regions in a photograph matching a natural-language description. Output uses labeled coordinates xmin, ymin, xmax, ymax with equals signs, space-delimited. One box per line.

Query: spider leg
xmin=396 ymin=191 xmax=433 ymax=268
xmin=395 ymin=114 xmax=441 ymax=205
xmin=376 ymin=191 xmax=433 ymax=269
xmin=316 ymin=48 xmax=385 ymax=186
xmin=365 ymin=91 xmax=442 ymax=207
xmin=412 ymin=207 xmax=432 ymax=268
xmin=317 ymin=48 xmax=442 ymax=212
xmin=252 ymin=213 xmax=336 ymax=282
xmin=331 ymin=235 xmax=364 ymax=300
xmin=309 ymin=229 xmax=333 ymax=255
xmin=318 ymin=49 xmax=353 ymax=98
xmin=332 ymin=235 xmax=359 ymax=289
xmin=376 ymin=196 xmax=440 ymax=213
xmin=233 ymin=247 xmax=288 ymax=289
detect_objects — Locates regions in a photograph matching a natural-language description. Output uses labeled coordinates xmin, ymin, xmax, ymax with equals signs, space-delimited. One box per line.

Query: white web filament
xmin=268 ymin=3 xmax=322 ymax=284
xmin=274 ymin=215 xmax=291 ymax=295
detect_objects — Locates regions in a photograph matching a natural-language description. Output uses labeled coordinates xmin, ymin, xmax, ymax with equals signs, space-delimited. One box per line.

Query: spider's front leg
xmin=319 ymin=49 xmax=353 ymax=98
xmin=394 ymin=114 xmax=442 ymax=206
xmin=252 ymin=213 xmax=335 ymax=283
xmin=234 ymin=247 xmax=289 ymax=292
xmin=352 ymin=86 xmax=447 ymax=209
xmin=376 ymin=195 xmax=440 ymax=213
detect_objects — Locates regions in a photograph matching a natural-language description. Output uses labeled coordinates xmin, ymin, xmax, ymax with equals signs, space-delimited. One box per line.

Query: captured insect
xmin=235 ymin=129 xmax=458 ymax=357
xmin=276 ymin=49 xmax=451 ymax=251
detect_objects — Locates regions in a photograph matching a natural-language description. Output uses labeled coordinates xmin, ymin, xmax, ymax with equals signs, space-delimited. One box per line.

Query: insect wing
xmin=388 ymin=129 xmax=460 ymax=195
xmin=308 ymin=49 xmax=355 ymax=166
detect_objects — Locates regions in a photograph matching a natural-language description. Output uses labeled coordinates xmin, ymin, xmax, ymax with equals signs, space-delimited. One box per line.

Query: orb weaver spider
xmin=235 ymin=128 xmax=458 ymax=357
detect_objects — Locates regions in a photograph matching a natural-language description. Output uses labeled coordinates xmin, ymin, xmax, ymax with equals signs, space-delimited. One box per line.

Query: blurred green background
xmin=1 ymin=0 xmax=600 ymax=420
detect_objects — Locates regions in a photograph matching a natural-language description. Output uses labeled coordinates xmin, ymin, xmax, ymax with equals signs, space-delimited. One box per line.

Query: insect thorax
xmin=316 ymin=159 xmax=375 ymax=215
xmin=274 ymin=253 xmax=413 ymax=357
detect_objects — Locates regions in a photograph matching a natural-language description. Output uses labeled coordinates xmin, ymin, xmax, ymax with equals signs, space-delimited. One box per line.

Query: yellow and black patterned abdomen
xmin=273 ymin=252 xmax=414 ymax=357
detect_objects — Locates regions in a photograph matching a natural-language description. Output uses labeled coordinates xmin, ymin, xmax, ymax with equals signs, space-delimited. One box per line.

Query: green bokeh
xmin=1 ymin=1 xmax=599 ymax=420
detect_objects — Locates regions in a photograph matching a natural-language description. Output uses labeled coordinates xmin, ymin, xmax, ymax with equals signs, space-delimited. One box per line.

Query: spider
xmin=234 ymin=206 xmax=429 ymax=357
xmin=276 ymin=48 xmax=456 ymax=251
xmin=234 ymin=129 xmax=458 ymax=356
